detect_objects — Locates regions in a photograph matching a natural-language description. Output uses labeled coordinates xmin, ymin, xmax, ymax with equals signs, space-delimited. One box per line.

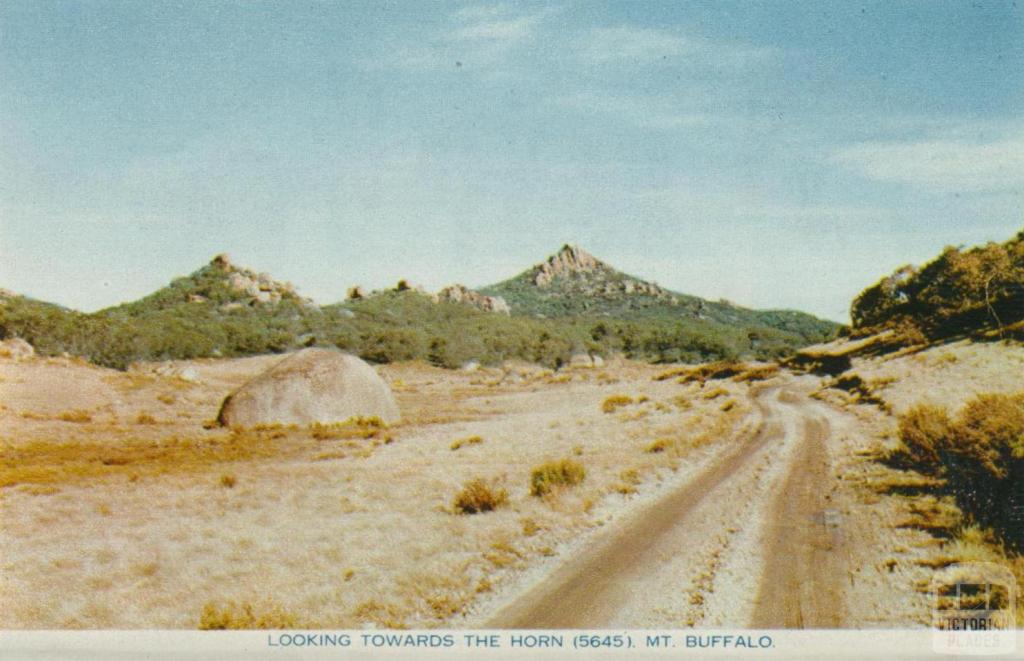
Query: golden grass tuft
xmin=450 ymin=435 xmax=483 ymax=451
xmin=219 ymin=474 xmax=237 ymax=488
xmin=353 ymin=600 xmax=407 ymax=629
xmin=309 ymin=417 xmax=387 ymax=441
xmin=646 ymin=438 xmax=672 ymax=453
xmin=521 ymin=517 xmax=540 ymax=536
xmin=134 ymin=412 xmax=158 ymax=425
xmin=57 ymin=409 xmax=92 ymax=423
xmin=601 ymin=395 xmax=634 ymax=413
xmin=453 ymin=478 xmax=508 ymax=514
xmin=484 ymin=539 xmax=523 ymax=567
xmin=530 ymin=459 xmax=585 ymax=496
xmin=732 ymin=364 xmax=780 ymax=382
xmin=654 ymin=366 xmax=691 ymax=381
xmin=702 ymin=387 xmax=728 ymax=400
xmin=198 ymin=600 xmax=300 ymax=630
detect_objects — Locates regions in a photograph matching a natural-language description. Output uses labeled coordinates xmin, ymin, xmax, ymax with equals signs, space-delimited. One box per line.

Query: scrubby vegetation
xmin=452 ymin=478 xmax=508 ymax=514
xmin=480 ymin=250 xmax=837 ymax=343
xmin=851 ymin=230 xmax=1024 ymax=343
xmin=887 ymin=392 xmax=1024 ymax=549
xmin=0 ymin=252 xmax=836 ymax=370
xmin=530 ymin=459 xmax=586 ymax=496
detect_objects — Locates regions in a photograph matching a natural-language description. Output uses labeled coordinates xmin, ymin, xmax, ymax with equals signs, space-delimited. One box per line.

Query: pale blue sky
xmin=1 ymin=1 xmax=1022 ymax=321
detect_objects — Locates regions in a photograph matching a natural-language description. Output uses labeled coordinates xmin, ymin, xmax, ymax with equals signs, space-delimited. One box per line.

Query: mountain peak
xmin=210 ymin=253 xmax=234 ymax=272
xmin=534 ymin=244 xmax=604 ymax=287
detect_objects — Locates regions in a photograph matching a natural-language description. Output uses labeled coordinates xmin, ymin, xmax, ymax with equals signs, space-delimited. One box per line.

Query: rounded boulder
xmin=217 ymin=348 xmax=399 ymax=427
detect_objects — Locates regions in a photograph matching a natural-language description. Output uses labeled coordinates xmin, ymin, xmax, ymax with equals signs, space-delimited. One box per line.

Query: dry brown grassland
xmin=0 ymin=354 xmax=755 ymax=628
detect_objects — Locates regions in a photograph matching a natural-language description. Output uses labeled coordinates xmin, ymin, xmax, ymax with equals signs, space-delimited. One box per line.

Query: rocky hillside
xmin=105 ymin=253 xmax=313 ymax=315
xmin=480 ymin=245 xmax=679 ymax=316
xmin=480 ymin=244 xmax=837 ymax=341
xmin=1 ymin=248 xmax=836 ymax=369
xmin=434 ymin=284 xmax=510 ymax=314
xmin=851 ymin=229 xmax=1024 ymax=342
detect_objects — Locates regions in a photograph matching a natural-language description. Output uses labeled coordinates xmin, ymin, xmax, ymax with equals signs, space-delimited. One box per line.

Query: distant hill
xmin=851 ymin=229 xmax=1024 ymax=342
xmin=481 ymin=245 xmax=837 ymax=341
xmin=104 ymin=253 xmax=312 ymax=315
xmin=1 ymin=248 xmax=838 ymax=370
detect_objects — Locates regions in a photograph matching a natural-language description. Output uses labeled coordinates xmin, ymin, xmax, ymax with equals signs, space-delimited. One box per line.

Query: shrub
xmin=601 ymin=395 xmax=634 ymax=413
xmin=895 ymin=404 xmax=953 ymax=471
xmin=135 ymin=412 xmax=158 ymax=425
xmin=453 ymin=478 xmax=508 ymax=514
xmin=850 ymin=232 xmax=1024 ymax=341
xmin=220 ymin=474 xmax=237 ymax=488
xmin=893 ymin=392 xmax=1024 ymax=549
xmin=530 ymin=459 xmax=586 ymax=496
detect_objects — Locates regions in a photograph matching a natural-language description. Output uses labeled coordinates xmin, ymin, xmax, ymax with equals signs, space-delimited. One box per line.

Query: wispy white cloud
xmin=832 ymin=128 xmax=1024 ymax=193
xmin=554 ymin=92 xmax=713 ymax=130
xmin=371 ymin=4 xmax=552 ymax=72
xmin=449 ymin=12 xmax=542 ymax=43
xmin=575 ymin=26 xmax=691 ymax=63
xmin=572 ymin=25 xmax=774 ymax=67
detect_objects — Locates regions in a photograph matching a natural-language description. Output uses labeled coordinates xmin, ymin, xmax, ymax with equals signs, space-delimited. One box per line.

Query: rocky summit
xmin=206 ymin=253 xmax=308 ymax=308
xmin=480 ymin=244 xmax=683 ymax=316
xmin=532 ymin=244 xmax=603 ymax=286
xmin=0 ymin=243 xmax=838 ymax=370
xmin=105 ymin=253 xmax=314 ymax=315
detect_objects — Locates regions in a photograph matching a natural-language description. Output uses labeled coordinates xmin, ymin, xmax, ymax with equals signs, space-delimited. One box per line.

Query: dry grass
xmin=57 ymin=409 xmax=92 ymax=423
xmin=646 ymin=438 xmax=671 ymax=453
xmin=450 ymin=435 xmax=483 ymax=451
xmin=353 ymin=600 xmax=407 ymax=629
xmin=0 ymin=429 xmax=285 ymax=488
xmin=1 ymin=355 xmax=749 ymax=629
xmin=198 ymin=600 xmax=301 ymax=630
xmin=134 ymin=412 xmax=158 ymax=425
xmin=653 ymin=366 xmax=690 ymax=381
xmin=668 ymin=361 xmax=746 ymax=385
xmin=732 ymin=364 xmax=780 ymax=383
xmin=309 ymin=417 xmax=388 ymax=441
xmin=453 ymin=478 xmax=508 ymax=514
xmin=601 ymin=395 xmax=634 ymax=413
xmin=702 ymin=387 xmax=728 ymax=400
xmin=530 ymin=459 xmax=586 ymax=496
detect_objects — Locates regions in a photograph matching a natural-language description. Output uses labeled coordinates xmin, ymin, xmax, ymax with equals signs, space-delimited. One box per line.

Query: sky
xmin=1 ymin=1 xmax=1022 ymax=322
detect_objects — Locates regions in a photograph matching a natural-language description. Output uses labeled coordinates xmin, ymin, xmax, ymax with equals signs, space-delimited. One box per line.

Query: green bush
xmin=892 ymin=392 xmax=1024 ymax=549
xmin=0 ymin=256 xmax=836 ymax=369
xmin=852 ymin=231 xmax=1024 ymax=340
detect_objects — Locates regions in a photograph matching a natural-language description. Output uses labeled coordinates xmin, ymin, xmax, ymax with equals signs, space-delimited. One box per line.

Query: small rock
xmin=0 ymin=337 xmax=35 ymax=361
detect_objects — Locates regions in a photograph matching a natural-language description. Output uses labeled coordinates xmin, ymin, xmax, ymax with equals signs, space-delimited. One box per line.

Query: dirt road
xmin=484 ymin=383 xmax=849 ymax=628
